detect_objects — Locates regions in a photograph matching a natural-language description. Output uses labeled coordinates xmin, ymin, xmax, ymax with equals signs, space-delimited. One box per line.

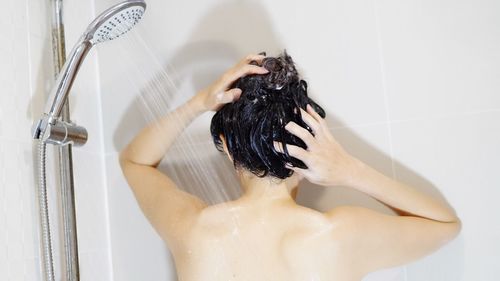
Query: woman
xmin=119 ymin=52 xmax=461 ymax=281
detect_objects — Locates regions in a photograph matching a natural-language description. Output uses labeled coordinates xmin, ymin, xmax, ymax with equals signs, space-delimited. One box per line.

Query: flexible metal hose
xmin=38 ymin=140 xmax=56 ymax=281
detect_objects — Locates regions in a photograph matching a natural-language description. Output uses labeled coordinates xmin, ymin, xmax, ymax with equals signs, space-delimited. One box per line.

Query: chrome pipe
xmin=51 ymin=0 xmax=81 ymax=280
xmin=45 ymin=39 xmax=92 ymax=121
xmin=58 ymin=144 xmax=79 ymax=281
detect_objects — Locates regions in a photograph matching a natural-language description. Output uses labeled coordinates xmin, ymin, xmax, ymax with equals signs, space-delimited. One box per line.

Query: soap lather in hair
xmin=211 ymin=51 xmax=325 ymax=179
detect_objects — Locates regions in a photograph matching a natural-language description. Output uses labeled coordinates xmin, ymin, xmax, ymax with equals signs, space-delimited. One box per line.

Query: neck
xmin=237 ymin=170 xmax=298 ymax=204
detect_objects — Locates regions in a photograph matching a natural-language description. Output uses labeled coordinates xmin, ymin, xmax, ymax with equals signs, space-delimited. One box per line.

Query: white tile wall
xmin=0 ymin=0 xmax=112 ymax=280
xmin=375 ymin=0 xmax=500 ymax=121
xmin=93 ymin=0 xmax=500 ymax=280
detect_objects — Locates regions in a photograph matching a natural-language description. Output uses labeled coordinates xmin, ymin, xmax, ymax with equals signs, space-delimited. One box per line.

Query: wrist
xmin=188 ymin=93 xmax=209 ymax=114
xmin=347 ymin=158 xmax=391 ymax=195
xmin=343 ymin=157 xmax=370 ymax=188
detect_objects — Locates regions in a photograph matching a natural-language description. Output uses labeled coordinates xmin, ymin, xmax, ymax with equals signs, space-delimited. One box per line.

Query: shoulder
xmin=323 ymin=205 xmax=378 ymax=243
xmin=190 ymin=201 xmax=241 ymax=232
xmin=325 ymin=205 xmax=375 ymax=223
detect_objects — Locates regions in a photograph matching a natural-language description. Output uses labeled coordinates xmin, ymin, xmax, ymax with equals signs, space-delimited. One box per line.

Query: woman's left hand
xmin=195 ymin=54 xmax=269 ymax=112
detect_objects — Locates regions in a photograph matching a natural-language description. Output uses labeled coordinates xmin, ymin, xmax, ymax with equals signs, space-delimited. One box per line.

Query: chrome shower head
xmin=85 ymin=0 xmax=146 ymax=44
xmin=32 ymin=0 xmax=147 ymax=145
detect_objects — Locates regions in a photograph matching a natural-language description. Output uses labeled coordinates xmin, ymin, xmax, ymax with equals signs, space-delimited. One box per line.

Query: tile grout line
xmin=372 ymin=0 xmax=397 ymax=180
xmin=329 ymin=120 xmax=388 ymax=130
xmin=388 ymin=108 xmax=500 ymax=125
xmin=95 ymin=105 xmax=500 ymax=158
xmin=327 ymin=107 xmax=500 ymax=131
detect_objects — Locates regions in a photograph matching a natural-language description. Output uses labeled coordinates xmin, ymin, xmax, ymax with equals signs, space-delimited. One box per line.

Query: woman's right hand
xmin=274 ymin=104 xmax=363 ymax=187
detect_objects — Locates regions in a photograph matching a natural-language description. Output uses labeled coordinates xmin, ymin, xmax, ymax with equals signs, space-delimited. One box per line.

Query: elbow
xmin=446 ymin=216 xmax=462 ymax=242
xmin=450 ymin=208 xmax=462 ymax=234
xmin=119 ymin=144 xmax=138 ymax=167
xmin=452 ymin=217 xmax=462 ymax=236
xmin=119 ymin=149 xmax=131 ymax=169
xmin=119 ymin=149 xmax=159 ymax=169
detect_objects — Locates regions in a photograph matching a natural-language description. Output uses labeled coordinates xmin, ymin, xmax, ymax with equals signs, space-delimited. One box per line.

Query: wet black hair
xmin=210 ymin=51 xmax=326 ymax=179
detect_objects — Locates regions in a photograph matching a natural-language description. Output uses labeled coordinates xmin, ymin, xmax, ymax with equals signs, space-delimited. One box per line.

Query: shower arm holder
xmin=32 ymin=115 xmax=88 ymax=147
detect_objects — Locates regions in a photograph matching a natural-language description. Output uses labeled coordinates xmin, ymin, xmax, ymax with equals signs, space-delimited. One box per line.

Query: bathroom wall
xmin=95 ymin=0 xmax=500 ymax=280
xmin=0 ymin=0 xmax=112 ymax=280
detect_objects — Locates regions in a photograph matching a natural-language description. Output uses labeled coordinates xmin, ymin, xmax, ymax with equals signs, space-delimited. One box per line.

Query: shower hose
xmin=37 ymin=140 xmax=56 ymax=281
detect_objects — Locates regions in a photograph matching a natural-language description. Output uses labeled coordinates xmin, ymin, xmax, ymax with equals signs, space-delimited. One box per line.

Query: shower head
xmin=32 ymin=0 xmax=146 ymax=145
xmin=85 ymin=0 xmax=146 ymax=44
xmin=44 ymin=0 xmax=146 ymax=120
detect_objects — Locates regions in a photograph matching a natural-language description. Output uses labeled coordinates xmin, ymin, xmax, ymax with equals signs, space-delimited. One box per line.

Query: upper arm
xmin=119 ymin=158 xmax=207 ymax=243
xmin=327 ymin=206 xmax=461 ymax=275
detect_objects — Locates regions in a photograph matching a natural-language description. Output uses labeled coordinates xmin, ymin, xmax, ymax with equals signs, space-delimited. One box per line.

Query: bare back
xmin=171 ymin=200 xmax=362 ymax=281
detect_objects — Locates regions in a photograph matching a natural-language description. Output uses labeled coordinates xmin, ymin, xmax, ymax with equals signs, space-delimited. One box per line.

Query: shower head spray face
xmin=85 ymin=0 xmax=146 ymax=44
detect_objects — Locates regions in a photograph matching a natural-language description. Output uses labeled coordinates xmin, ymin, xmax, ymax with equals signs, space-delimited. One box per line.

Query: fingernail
xmin=273 ymin=141 xmax=281 ymax=149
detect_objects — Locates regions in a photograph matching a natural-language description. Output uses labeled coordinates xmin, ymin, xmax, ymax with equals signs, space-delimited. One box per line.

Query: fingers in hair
xmin=284 ymin=121 xmax=316 ymax=148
